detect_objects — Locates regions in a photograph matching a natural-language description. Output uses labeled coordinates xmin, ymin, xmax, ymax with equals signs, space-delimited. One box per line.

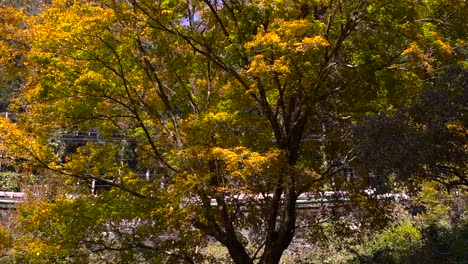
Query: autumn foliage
xmin=0 ymin=0 xmax=466 ymax=263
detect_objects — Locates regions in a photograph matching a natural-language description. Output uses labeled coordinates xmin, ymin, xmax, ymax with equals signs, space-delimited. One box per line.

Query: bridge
xmin=0 ymin=189 xmax=408 ymax=210
xmin=0 ymin=191 xmax=24 ymax=210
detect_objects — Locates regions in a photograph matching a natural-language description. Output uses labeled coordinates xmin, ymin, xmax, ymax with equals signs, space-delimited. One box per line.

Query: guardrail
xmin=0 ymin=191 xmax=25 ymax=199
xmin=208 ymin=190 xmax=409 ymax=208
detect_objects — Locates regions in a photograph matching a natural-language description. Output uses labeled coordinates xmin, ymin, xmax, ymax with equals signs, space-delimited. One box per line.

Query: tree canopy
xmin=0 ymin=0 xmax=466 ymax=263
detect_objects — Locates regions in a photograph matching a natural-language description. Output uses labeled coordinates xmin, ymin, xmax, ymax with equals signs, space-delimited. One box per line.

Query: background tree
xmin=354 ymin=0 xmax=467 ymax=191
xmin=355 ymin=65 xmax=467 ymax=190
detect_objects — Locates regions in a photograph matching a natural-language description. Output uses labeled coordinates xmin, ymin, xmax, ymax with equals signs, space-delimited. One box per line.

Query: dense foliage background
xmin=0 ymin=0 xmax=466 ymax=263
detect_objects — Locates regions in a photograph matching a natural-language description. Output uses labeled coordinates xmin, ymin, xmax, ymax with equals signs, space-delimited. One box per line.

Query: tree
xmin=355 ymin=65 xmax=467 ymax=190
xmin=0 ymin=5 xmax=27 ymax=111
xmin=0 ymin=0 xmax=465 ymax=263
xmin=354 ymin=0 xmax=467 ymax=189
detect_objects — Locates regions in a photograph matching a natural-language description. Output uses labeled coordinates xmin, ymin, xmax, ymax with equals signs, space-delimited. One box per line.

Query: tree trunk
xmin=259 ymin=175 xmax=297 ymax=264
xmin=225 ymin=239 xmax=255 ymax=264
